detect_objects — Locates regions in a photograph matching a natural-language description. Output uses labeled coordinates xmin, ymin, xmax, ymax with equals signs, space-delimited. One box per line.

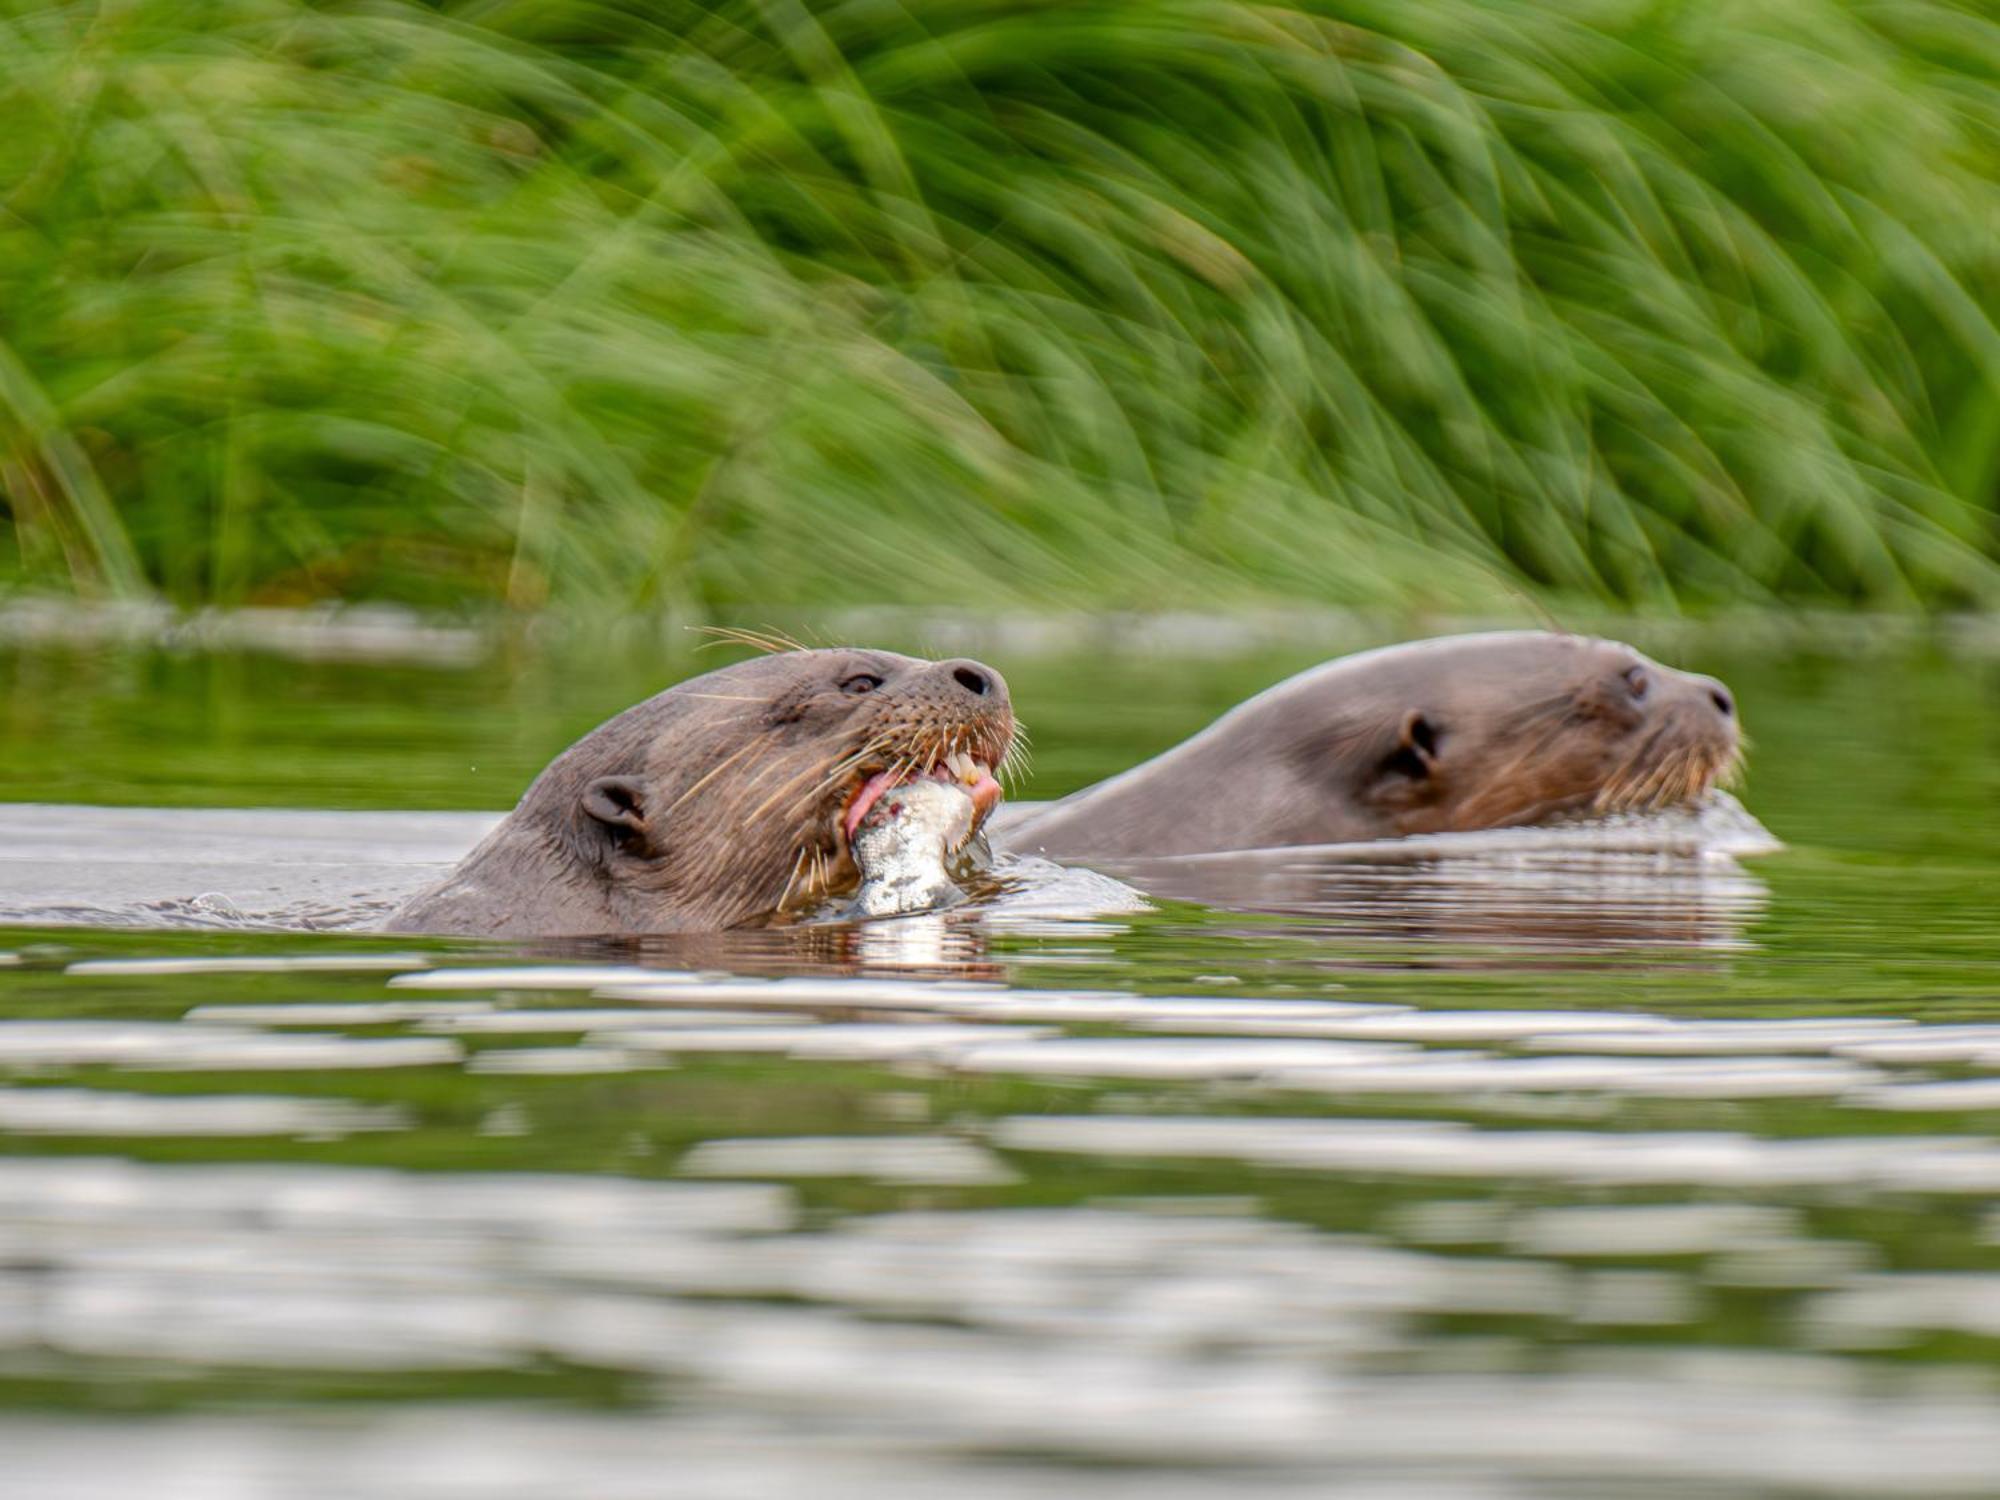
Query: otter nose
xmin=1695 ymin=675 xmax=1734 ymax=719
xmin=938 ymin=657 xmax=1007 ymax=707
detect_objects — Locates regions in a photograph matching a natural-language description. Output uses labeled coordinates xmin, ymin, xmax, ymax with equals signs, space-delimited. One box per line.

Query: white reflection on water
xmin=0 ymin=945 xmax=1997 ymax=1493
xmin=1518 ymin=1019 xmax=1916 ymax=1054
xmin=899 ymin=994 xmax=1398 ymax=1023
xmin=66 ymin=954 xmax=434 ymax=976
xmin=1806 ymin=1275 xmax=2000 ymax=1349
xmin=585 ymin=975 xmax=1012 ymax=1007
xmin=0 ymin=1021 xmax=461 ymax=1071
xmin=1134 ymin=1008 xmax=1662 ymax=1038
xmin=0 ymin=1089 xmax=405 ymax=1136
xmin=950 ymin=1036 xmax=1420 ymax=1078
xmin=4 ymin=1159 xmax=2000 ymax=1494
xmin=8 ymin=955 xmax=2000 ymax=1130
xmin=0 ymin=805 xmax=497 ymax=930
xmin=0 ymin=1414 xmax=1528 ymax=1500
xmin=420 ymin=1008 xmax=820 ymax=1032
xmin=2 ymin=794 xmax=1776 ymax=951
xmin=1267 ymin=1053 xmax=1880 ymax=1098
xmin=18 ymin=955 xmax=2000 ymax=1110
xmin=1848 ymin=1079 xmax=2000 ymax=1111
xmin=1053 ymin=791 xmax=1778 ymax=950
xmin=993 ymin=1115 xmax=2000 ymax=1191
xmin=1505 ymin=1203 xmax=1808 ymax=1257
xmin=678 ymin=1136 xmax=1019 ymax=1185
xmin=599 ymin=1022 xmax=1059 ymax=1060
xmin=465 ymin=1046 xmax=667 ymax=1074
xmin=1836 ymin=1027 xmax=2000 ymax=1063
xmin=187 ymin=1001 xmax=499 ymax=1025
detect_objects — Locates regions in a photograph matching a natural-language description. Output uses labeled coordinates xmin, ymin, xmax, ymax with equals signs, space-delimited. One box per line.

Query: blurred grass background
xmin=0 ymin=0 xmax=1995 ymax=616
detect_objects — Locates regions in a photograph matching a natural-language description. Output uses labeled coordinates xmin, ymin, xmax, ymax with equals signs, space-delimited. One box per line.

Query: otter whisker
xmin=1592 ymin=720 xmax=1723 ymax=814
xmin=776 ymin=844 xmax=810 ymax=913
xmin=690 ymin=625 xmax=808 ymax=656
xmin=884 ymin=752 xmax=922 ymax=798
xmin=742 ymin=748 xmax=853 ymax=826
xmin=998 ymin=728 xmax=1032 ymax=789
xmin=662 ymin=740 xmax=764 ymax=817
xmin=792 ymin=745 xmax=870 ymax=797
xmin=715 ymin=745 xmax=813 ymax=809
xmin=789 ymin=735 xmax=897 ymax=815
xmin=819 ymin=736 xmax=893 ymax=781
xmin=1638 ymin=745 xmax=1690 ymax=808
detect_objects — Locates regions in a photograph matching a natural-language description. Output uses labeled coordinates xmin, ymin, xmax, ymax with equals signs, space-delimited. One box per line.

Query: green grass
xmin=1 ymin=0 xmax=1996 ymax=611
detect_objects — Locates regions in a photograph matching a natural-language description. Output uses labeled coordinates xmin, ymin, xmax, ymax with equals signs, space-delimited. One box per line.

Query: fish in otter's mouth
xmin=841 ymin=750 xmax=1004 ymax=845
xmin=841 ymin=777 xmax=987 ymax=917
xmin=795 ymin=747 xmax=1004 ymax=917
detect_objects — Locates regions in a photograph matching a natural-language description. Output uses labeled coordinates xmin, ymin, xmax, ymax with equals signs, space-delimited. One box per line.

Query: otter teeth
xmin=940 ymin=752 xmax=990 ymax=786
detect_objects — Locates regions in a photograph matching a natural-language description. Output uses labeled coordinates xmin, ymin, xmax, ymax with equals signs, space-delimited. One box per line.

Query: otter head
xmin=1307 ymin=632 xmax=1740 ymax=837
xmin=539 ymin=648 xmax=1014 ymax=930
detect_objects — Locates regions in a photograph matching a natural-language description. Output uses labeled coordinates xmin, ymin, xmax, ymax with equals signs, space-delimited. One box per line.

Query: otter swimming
xmin=1001 ymin=632 xmax=1739 ymax=860
xmin=384 ymin=649 xmax=1013 ymax=936
xmin=383 ymin=632 xmax=1736 ymax=934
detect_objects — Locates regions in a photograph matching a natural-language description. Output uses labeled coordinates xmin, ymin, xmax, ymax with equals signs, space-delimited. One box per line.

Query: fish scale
xmin=847 ymin=780 xmax=981 ymax=917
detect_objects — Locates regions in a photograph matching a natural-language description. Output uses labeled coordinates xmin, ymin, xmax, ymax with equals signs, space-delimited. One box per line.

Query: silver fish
xmin=847 ymin=778 xmax=982 ymax=917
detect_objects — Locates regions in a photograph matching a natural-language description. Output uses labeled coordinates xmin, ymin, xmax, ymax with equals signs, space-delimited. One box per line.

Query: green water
xmin=1 ymin=620 xmax=1998 ymax=1489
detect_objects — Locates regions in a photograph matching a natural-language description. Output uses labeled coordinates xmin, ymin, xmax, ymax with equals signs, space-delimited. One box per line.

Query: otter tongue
xmin=844 ymin=770 xmax=904 ymax=843
xmin=846 ymin=764 xmax=1002 ymax=843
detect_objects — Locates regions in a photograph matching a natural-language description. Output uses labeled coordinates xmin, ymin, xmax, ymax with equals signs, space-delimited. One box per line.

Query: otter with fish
xmin=386 ymin=631 xmax=1743 ymax=935
xmin=384 ymin=648 xmax=1013 ymax=937
xmin=843 ymin=777 xmax=988 ymax=917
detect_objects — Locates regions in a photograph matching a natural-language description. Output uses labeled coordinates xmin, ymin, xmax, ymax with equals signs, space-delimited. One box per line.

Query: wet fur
xmin=1006 ymin=632 xmax=1739 ymax=861
xmin=385 ymin=649 xmax=1013 ymax=936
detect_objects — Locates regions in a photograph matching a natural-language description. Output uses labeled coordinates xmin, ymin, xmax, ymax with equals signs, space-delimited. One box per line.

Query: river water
xmin=1 ymin=616 xmax=1997 ymax=1498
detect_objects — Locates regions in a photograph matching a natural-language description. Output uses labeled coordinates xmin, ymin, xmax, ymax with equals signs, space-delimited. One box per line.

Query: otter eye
xmin=1624 ymin=666 xmax=1650 ymax=701
xmin=840 ymin=674 xmax=884 ymax=696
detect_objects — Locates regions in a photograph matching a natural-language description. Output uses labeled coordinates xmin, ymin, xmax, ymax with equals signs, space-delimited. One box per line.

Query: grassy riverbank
xmin=2 ymin=0 xmax=1996 ymax=611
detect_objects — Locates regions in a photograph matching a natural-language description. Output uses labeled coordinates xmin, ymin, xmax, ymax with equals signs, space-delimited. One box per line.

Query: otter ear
xmin=1382 ymin=711 xmax=1441 ymax=780
xmin=582 ymin=775 xmax=651 ymax=836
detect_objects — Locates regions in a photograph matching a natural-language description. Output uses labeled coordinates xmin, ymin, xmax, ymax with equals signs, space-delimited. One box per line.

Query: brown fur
xmin=1003 ymin=632 xmax=1739 ymax=860
xmin=385 ymin=649 xmax=1014 ymax=936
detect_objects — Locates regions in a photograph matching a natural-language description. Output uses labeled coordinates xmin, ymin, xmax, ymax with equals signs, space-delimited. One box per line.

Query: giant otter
xmin=1001 ymin=632 xmax=1739 ymax=860
xmin=385 ymin=649 xmax=1013 ymax=936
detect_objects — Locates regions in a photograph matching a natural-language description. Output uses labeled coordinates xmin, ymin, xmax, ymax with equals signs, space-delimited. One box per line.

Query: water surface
xmin=2 ymin=617 xmax=1998 ymax=1497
